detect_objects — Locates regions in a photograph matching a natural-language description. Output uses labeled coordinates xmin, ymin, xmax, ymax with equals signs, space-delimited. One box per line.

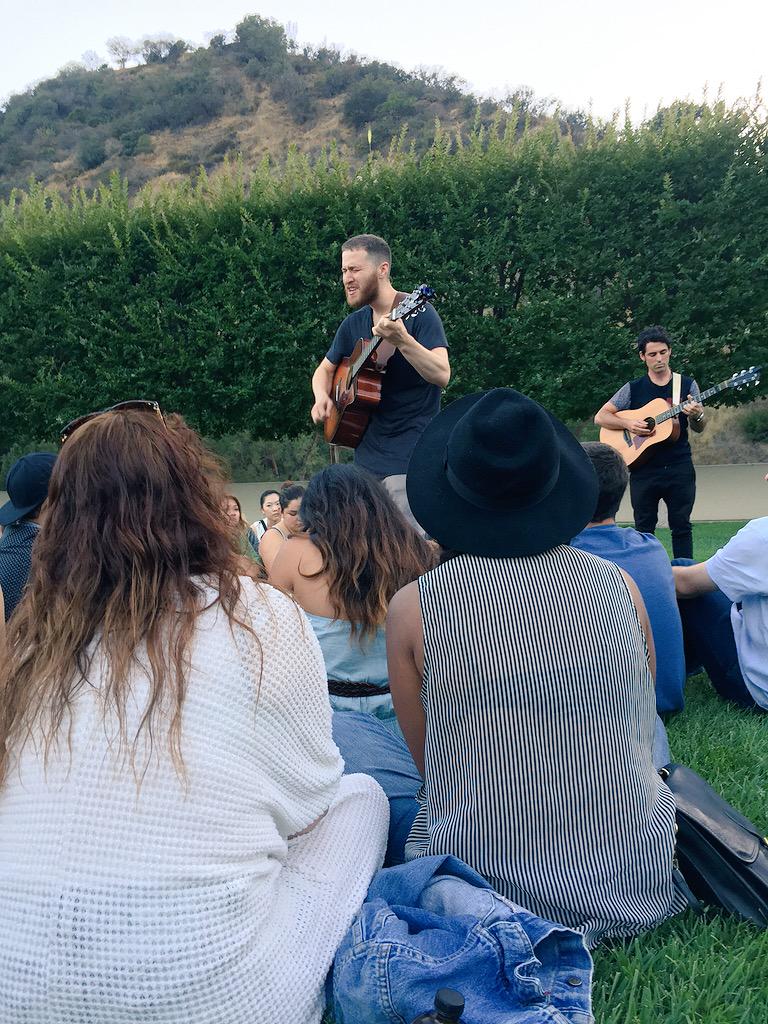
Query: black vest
xmin=629 ymin=373 xmax=694 ymax=470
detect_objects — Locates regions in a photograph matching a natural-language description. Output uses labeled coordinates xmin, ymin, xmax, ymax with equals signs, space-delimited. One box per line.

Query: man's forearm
xmin=312 ymin=364 xmax=333 ymax=402
xmin=594 ymin=407 xmax=627 ymax=430
xmin=397 ymin=338 xmax=450 ymax=387
xmin=672 ymin=561 xmax=718 ymax=598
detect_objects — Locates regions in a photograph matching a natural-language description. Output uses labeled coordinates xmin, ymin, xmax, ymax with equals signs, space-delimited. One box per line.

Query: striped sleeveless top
xmin=406 ymin=545 xmax=686 ymax=946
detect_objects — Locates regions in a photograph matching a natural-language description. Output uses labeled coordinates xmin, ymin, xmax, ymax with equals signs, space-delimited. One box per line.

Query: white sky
xmin=0 ymin=0 xmax=766 ymax=120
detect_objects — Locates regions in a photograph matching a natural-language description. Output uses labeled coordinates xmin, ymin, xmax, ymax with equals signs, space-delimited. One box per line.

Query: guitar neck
xmin=655 ymin=380 xmax=728 ymax=423
xmin=348 ymin=302 xmax=404 ymax=378
xmin=349 ymin=335 xmax=383 ymax=379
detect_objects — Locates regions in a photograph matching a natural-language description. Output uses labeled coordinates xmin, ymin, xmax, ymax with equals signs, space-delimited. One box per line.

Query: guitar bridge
xmin=622 ymin=429 xmax=632 ymax=448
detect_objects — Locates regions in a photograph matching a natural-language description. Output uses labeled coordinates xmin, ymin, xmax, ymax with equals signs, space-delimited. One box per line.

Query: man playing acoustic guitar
xmin=594 ymin=326 xmax=705 ymax=559
xmin=310 ymin=235 xmax=449 ymax=520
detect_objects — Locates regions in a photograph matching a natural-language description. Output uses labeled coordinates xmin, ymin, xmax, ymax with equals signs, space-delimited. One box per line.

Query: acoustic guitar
xmin=324 ymin=285 xmax=435 ymax=448
xmin=599 ymin=366 xmax=761 ymax=469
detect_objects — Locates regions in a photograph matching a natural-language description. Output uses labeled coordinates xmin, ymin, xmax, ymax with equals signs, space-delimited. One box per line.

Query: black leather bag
xmin=660 ymin=762 xmax=768 ymax=928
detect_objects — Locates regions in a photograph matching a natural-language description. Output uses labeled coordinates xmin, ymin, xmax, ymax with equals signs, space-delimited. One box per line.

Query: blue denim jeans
xmin=332 ymin=855 xmax=593 ymax=1024
xmin=672 ymin=558 xmax=757 ymax=708
xmin=332 ymin=710 xmax=420 ymax=866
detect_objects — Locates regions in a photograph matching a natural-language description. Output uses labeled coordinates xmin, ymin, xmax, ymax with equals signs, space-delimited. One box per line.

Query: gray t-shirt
xmin=608 ymin=379 xmax=701 ymax=410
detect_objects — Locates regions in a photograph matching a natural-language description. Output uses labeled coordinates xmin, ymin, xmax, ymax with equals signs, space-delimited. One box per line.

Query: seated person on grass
xmin=385 ymin=388 xmax=686 ymax=945
xmin=570 ymin=442 xmax=686 ymax=714
xmin=672 ymin=472 xmax=768 ymax=711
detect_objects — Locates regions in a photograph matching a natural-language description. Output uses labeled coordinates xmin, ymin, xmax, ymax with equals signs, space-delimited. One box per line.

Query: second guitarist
xmin=310 ymin=234 xmax=450 ymax=510
xmin=594 ymin=325 xmax=706 ymax=558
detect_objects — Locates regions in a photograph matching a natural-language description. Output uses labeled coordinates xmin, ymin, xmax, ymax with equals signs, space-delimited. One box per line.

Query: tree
xmin=234 ymin=14 xmax=289 ymax=67
xmin=81 ymin=50 xmax=102 ymax=71
xmin=107 ymin=37 xmax=138 ymax=70
xmin=205 ymin=31 xmax=229 ymax=51
xmin=140 ymin=36 xmax=175 ymax=64
xmin=166 ymin=40 xmax=189 ymax=64
xmin=77 ymin=135 xmax=107 ymax=170
xmin=342 ymin=78 xmax=390 ymax=128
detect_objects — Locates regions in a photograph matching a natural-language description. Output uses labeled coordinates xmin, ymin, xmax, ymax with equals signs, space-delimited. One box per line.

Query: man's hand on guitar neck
xmin=681 ymin=394 xmax=706 ymax=432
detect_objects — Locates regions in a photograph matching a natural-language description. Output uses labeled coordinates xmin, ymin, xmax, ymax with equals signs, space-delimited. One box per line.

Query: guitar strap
xmin=672 ymin=372 xmax=681 ymax=406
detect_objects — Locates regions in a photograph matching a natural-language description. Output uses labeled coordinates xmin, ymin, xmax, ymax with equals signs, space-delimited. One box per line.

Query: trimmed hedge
xmin=1 ymin=102 xmax=767 ymax=454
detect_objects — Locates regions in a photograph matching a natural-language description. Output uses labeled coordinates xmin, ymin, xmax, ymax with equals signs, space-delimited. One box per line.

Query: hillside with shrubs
xmin=0 ymin=13 xmax=582 ymax=199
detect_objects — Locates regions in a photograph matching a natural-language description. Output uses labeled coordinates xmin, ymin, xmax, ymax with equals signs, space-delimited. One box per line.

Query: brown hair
xmin=341 ymin=234 xmax=391 ymax=272
xmin=0 ymin=410 xmax=256 ymax=786
xmin=299 ymin=465 xmax=436 ymax=641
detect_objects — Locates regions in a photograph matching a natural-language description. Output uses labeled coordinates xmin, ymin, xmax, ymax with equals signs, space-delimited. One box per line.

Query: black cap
xmin=0 ymin=452 xmax=57 ymax=526
xmin=435 ymin=989 xmax=465 ymax=1021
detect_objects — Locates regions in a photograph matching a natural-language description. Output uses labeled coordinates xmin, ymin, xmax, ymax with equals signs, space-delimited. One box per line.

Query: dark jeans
xmin=631 ymin=461 xmax=696 ymax=559
xmin=672 ymin=558 xmax=758 ymax=709
xmin=332 ymin=710 xmax=421 ymax=866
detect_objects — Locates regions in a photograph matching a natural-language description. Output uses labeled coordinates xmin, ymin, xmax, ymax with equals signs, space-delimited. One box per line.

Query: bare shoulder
xmin=388 ymin=580 xmax=420 ymax=613
xmin=387 ymin=580 xmax=421 ymax=635
xmin=288 ymin=535 xmax=323 ymax=572
xmin=271 ymin=534 xmax=325 ymax=585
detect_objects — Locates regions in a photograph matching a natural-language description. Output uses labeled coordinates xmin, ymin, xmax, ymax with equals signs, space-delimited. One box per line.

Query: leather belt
xmin=327 ymin=679 xmax=390 ymax=698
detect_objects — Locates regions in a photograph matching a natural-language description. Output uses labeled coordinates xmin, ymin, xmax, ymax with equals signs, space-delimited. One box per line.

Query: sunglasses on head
xmin=60 ymin=400 xmax=165 ymax=445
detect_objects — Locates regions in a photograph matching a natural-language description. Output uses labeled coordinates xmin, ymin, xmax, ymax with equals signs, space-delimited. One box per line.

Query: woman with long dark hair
xmin=258 ymin=484 xmax=305 ymax=573
xmin=0 ymin=405 xmax=387 ymax=1023
xmin=269 ymin=465 xmax=436 ymax=729
xmin=222 ymin=491 xmax=260 ymax=561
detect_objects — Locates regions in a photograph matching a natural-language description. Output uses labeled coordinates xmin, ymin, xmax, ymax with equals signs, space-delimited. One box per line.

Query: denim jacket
xmin=333 ymin=855 xmax=593 ymax=1024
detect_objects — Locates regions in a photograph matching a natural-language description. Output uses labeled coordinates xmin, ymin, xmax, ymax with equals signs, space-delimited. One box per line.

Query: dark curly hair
xmin=299 ymin=465 xmax=436 ymax=640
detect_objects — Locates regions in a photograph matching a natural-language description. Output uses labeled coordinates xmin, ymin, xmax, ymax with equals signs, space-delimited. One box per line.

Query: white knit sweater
xmin=0 ymin=579 xmax=388 ymax=1023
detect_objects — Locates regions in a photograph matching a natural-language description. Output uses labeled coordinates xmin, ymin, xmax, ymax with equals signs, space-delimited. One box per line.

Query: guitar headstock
xmin=727 ymin=366 xmax=762 ymax=391
xmin=390 ymin=284 xmax=435 ymax=323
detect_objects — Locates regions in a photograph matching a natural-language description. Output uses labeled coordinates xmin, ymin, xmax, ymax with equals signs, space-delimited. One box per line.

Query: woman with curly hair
xmin=269 ymin=464 xmax=436 ymax=730
xmin=0 ymin=404 xmax=387 ymax=1024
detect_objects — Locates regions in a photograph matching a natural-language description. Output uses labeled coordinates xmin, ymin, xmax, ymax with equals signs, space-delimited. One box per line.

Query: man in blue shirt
xmin=310 ymin=235 xmax=449 ymax=518
xmin=673 ymin=475 xmax=768 ymax=710
xmin=0 ymin=452 xmax=57 ymax=620
xmin=571 ymin=442 xmax=686 ymax=714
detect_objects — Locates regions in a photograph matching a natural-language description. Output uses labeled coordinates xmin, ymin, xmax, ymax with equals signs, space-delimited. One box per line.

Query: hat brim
xmin=406 ymin=392 xmax=598 ymax=557
xmin=0 ymin=498 xmax=37 ymax=527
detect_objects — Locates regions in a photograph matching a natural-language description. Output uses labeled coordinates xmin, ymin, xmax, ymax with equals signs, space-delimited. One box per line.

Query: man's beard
xmin=347 ymin=275 xmax=380 ymax=309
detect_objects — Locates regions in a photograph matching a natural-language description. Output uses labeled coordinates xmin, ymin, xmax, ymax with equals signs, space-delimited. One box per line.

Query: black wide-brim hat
xmin=406 ymin=389 xmax=598 ymax=558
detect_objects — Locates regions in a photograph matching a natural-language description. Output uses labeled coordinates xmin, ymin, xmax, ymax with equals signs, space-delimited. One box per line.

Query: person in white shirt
xmin=0 ymin=403 xmax=387 ymax=1024
xmin=251 ymin=488 xmax=282 ymax=540
xmin=673 ymin=472 xmax=768 ymax=709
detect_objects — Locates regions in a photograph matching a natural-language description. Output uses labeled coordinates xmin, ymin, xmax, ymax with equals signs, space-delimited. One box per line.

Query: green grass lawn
xmin=593 ymin=669 xmax=768 ymax=1023
xmin=654 ymin=521 xmax=749 ymax=562
xmin=329 ymin=521 xmax=768 ymax=1023
xmin=593 ymin=520 xmax=768 ymax=1023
